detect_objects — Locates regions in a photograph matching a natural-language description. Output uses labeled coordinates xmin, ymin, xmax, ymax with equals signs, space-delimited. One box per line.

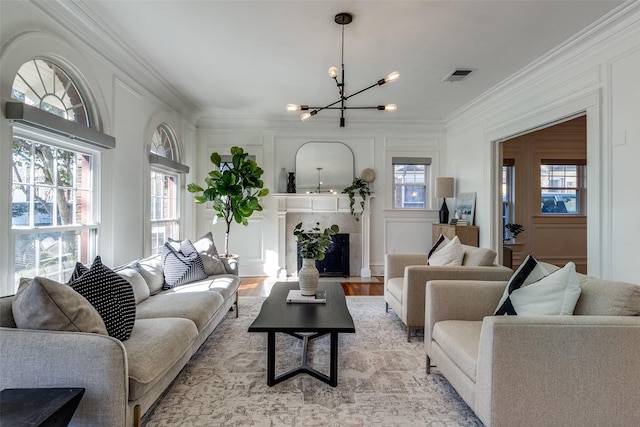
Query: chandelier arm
xmin=343 ymin=82 xmax=379 ymax=101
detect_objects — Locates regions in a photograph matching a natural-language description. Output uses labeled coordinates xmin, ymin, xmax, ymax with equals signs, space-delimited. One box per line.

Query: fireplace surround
xmin=275 ymin=193 xmax=372 ymax=278
xmin=297 ymin=233 xmax=350 ymax=277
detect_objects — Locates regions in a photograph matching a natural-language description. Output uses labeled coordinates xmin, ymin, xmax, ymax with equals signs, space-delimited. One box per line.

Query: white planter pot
xmin=299 ymin=258 xmax=319 ymax=296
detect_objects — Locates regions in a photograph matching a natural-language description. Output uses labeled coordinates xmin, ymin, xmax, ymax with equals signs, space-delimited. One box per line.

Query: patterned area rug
xmin=143 ymin=296 xmax=483 ymax=426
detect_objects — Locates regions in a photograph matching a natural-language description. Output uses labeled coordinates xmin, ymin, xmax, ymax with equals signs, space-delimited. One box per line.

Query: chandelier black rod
xmin=287 ymin=12 xmax=398 ymax=127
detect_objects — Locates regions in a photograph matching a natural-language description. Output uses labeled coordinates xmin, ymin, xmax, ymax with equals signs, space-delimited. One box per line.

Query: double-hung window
xmin=149 ymin=124 xmax=188 ymax=254
xmin=540 ymin=160 xmax=586 ymax=215
xmin=392 ymin=157 xmax=431 ymax=208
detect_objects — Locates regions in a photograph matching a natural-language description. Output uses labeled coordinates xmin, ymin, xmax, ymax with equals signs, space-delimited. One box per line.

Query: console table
xmin=432 ymin=224 xmax=479 ymax=247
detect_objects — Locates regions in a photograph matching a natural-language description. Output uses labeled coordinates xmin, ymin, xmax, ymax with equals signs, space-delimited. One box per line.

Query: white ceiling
xmin=75 ymin=0 xmax=623 ymax=124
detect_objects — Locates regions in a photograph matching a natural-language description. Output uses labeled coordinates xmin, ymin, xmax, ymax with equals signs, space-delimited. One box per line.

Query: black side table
xmin=0 ymin=388 xmax=85 ymax=427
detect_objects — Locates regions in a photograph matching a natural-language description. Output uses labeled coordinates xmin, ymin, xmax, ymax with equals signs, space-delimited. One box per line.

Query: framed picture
xmin=454 ymin=192 xmax=476 ymax=225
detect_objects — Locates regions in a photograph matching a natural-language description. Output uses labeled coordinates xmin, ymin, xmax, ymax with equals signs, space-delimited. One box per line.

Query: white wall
xmin=0 ymin=1 xmax=197 ymax=295
xmin=194 ymin=120 xmax=447 ymax=277
xmin=444 ymin=2 xmax=640 ymax=283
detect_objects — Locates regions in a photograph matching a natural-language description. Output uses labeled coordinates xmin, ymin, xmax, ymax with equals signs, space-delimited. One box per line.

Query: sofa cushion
xmin=171 ymin=232 xmax=227 ymax=276
xmin=161 ymin=240 xmax=208 ymax=289
xmin=68 ymin=256 xmax=137 ymax=341
xmin=428 ymin=236 xmax=464 ymax=266
xmin=386 ymin=277 xmax=404 ymax=304
xmin=495 ymin=255 xmax=581 ymax=316
xmin=123 ymin=317 xmax=198 ymax=401
xmin=166 ymin=275 xmax=240 ymax=302
xmin=136 ymin=290 xmax=225 ymax=332
xmin=116 ymin=267 xmax=150 ymax=304
xmin=573 ymin=275 xmax=640 ymax=316
xmin=133 ymin=254 xmax=164 ymax=295
xmin=12 ymin=277 xmax=107 ymax=335
xmin=462 ymin=246 xmax=497 ymax=266
xmin=432 ymin=320 xmax=483 ymax=381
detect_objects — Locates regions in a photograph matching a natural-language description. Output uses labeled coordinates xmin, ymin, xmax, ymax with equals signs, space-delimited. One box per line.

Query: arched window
xmin=150 ymin=124 xmax=184 ymax=254
xmin=10 ymin=59 xmax=98 ymax=291
xmin=11 ymin=59 xmax=90 ymax=126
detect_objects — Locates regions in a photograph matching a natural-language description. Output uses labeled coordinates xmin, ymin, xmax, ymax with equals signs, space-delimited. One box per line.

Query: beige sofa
xmin=384 ymin=245 xmax=513 ymax=340
xmin=0 ymin=252 xmax=240 ymax=427
xmin=425 ymin=265 xmax=640 ymax=427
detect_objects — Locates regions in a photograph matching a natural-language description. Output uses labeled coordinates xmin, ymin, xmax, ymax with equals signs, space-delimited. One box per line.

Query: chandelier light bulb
xmin=286 ymin=104 xmax=300 ymax=112
xmin=301 ymin=112 xmax=312 ymax=121
xmin=384 ymin=104 xmax=397 ymax=111
xmin=328 ymin=67 xmax=339 ymax=79
xmin=384 ymin=71 xmax=400 ymax=83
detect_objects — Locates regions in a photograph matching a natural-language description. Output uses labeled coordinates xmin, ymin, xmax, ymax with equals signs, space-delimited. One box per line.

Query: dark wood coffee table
xmin=248 ymin=281 xmax=355 ymax=387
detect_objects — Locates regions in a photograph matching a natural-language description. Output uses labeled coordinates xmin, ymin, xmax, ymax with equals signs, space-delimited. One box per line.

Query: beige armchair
xmin=384 ymin=245 xmax=513 ymax=341
xmin=425 ymin=269 xmax=640 ymax=426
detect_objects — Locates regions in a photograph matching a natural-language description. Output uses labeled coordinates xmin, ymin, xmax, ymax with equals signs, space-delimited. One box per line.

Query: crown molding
xmin=28 ymin=0 xmax=199 ymax=122
xmin=445 ymin=0 xmax=639 ymax=125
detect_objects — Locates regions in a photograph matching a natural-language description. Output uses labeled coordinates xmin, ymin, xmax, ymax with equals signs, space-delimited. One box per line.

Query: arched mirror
xmin=295 ymin=142 xmax=354 ymax=193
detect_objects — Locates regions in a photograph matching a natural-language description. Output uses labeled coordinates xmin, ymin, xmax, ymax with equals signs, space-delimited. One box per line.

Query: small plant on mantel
xmin=342 ymin=177 xmax=371 ymax=221
xmin=504 ymin=223 xmax=525 ymax=242
xmin=294 ymin=222 xmax=340 ymax=260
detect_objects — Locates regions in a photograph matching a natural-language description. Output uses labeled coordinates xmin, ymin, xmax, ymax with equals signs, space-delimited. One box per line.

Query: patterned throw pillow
xmin=161 ymin=239 xmax=208 ymax=289
xmin=427 ymin=234 xmax=450 ymax=262
xmin=428 ymin=236 xmax=464 ymax=266
xmin=495 ymin=255 xmax=581 ymax=315
xmin=68 ymin=256 xmax=136 ymax=341
xmin=68 ymin=261 xmax=89 ymax=283
xmin=169 ymin=233 xmax=227 ymax=276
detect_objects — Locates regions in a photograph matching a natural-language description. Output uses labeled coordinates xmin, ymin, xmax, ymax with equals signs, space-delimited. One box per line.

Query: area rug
xmin=143 ymin=296 xmax=483 ymax=426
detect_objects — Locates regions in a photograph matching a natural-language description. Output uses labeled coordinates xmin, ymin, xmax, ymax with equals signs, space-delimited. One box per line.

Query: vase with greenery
xmin=187 ymin=146 xmax=269 ymax=257
xmin=293 ymin=222 xmax=339 ymax=295
xmin=504 ymin=223 xmax=525 ymax=242
xmin=342 ymin=177 xmax=371 ymax=221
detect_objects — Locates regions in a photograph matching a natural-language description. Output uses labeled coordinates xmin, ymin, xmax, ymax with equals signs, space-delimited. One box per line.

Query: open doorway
xmin=501 ymin=115 xmax=587 ymax=273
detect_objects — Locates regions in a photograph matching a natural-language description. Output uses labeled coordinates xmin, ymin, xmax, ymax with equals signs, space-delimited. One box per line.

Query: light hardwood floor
xmin=238 ymin=277 xmax=384 ymax=297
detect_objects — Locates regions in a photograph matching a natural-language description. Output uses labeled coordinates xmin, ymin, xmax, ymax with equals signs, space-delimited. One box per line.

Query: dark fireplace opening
xmin=297 ymin=233 xmax=349 ymax=278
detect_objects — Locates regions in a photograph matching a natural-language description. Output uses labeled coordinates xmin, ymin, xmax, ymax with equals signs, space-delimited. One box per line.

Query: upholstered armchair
xmin=384 ymin=244 xmax=513 ymax=341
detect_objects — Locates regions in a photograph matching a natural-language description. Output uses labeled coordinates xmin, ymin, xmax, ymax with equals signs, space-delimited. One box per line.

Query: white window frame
xmin=10 ymin=124 xmax=100 ymax=291
xmin=390 ymin=156 xmax=432 ymax=210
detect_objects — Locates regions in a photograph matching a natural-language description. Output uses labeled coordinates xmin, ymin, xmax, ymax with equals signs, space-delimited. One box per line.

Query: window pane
xmin=14 ymin=229 xmax=93 ymax=287
xmin=393 ymin=162 xmax=428 ymax=208
xmin=540 ymin=164 xmax=583 ymax=214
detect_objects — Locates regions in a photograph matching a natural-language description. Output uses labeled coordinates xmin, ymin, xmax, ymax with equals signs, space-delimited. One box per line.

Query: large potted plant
xmin=187 ymin=146 xmax=269 ymax=257
xmin=293 ymin=222 xmax=339 ymax=295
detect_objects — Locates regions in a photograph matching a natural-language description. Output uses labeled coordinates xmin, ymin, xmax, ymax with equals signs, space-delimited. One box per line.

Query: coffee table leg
xmin=267 ymin=331 xmax=276 ymax=386
xmin=329 ymin=332 xmax=339 ymax=387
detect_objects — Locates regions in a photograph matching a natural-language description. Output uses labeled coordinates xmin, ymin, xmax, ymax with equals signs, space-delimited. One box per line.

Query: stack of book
xmin=450 ymin=218 xmax=469 ymax=226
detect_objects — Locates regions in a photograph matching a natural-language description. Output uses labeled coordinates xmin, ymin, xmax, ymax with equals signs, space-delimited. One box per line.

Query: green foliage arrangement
xmin=504 ymin=223 xmax=525 ymax=242
xmin=187 ymin=146 xmax=269 ymax=256
xmin=294 ymin=222 xmax=340 ymax=261
xmin=342 ymin=177 xmax=371 ymax=221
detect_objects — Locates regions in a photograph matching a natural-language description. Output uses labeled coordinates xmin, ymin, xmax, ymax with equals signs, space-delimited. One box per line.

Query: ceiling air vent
xmin=442 ymin=68 xmax=475 ymax=82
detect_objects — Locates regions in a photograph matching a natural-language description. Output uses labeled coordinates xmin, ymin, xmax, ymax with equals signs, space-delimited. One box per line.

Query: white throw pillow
xmin=428 ymin=236 xmax=464 ymax=266
xmin=427 ymin=234 xmax=450 ymax=262
xmin=495 ymin=255 xmax=581 ymax=315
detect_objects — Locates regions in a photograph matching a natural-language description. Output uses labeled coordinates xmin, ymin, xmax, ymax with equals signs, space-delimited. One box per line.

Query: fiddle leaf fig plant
xmin=187 ymin=146 xmax=269 ymax=256
xmin=342 ymin=177 xmax=371 ymax=221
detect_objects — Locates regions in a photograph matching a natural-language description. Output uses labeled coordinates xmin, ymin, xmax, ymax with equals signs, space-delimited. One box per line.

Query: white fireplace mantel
xmin=274 ymin=193 xmax=373 ymax=278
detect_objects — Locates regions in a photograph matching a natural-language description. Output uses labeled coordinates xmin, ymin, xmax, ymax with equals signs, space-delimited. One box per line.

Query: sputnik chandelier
xmin=287 ymin=12 xmax=399 ymax=127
